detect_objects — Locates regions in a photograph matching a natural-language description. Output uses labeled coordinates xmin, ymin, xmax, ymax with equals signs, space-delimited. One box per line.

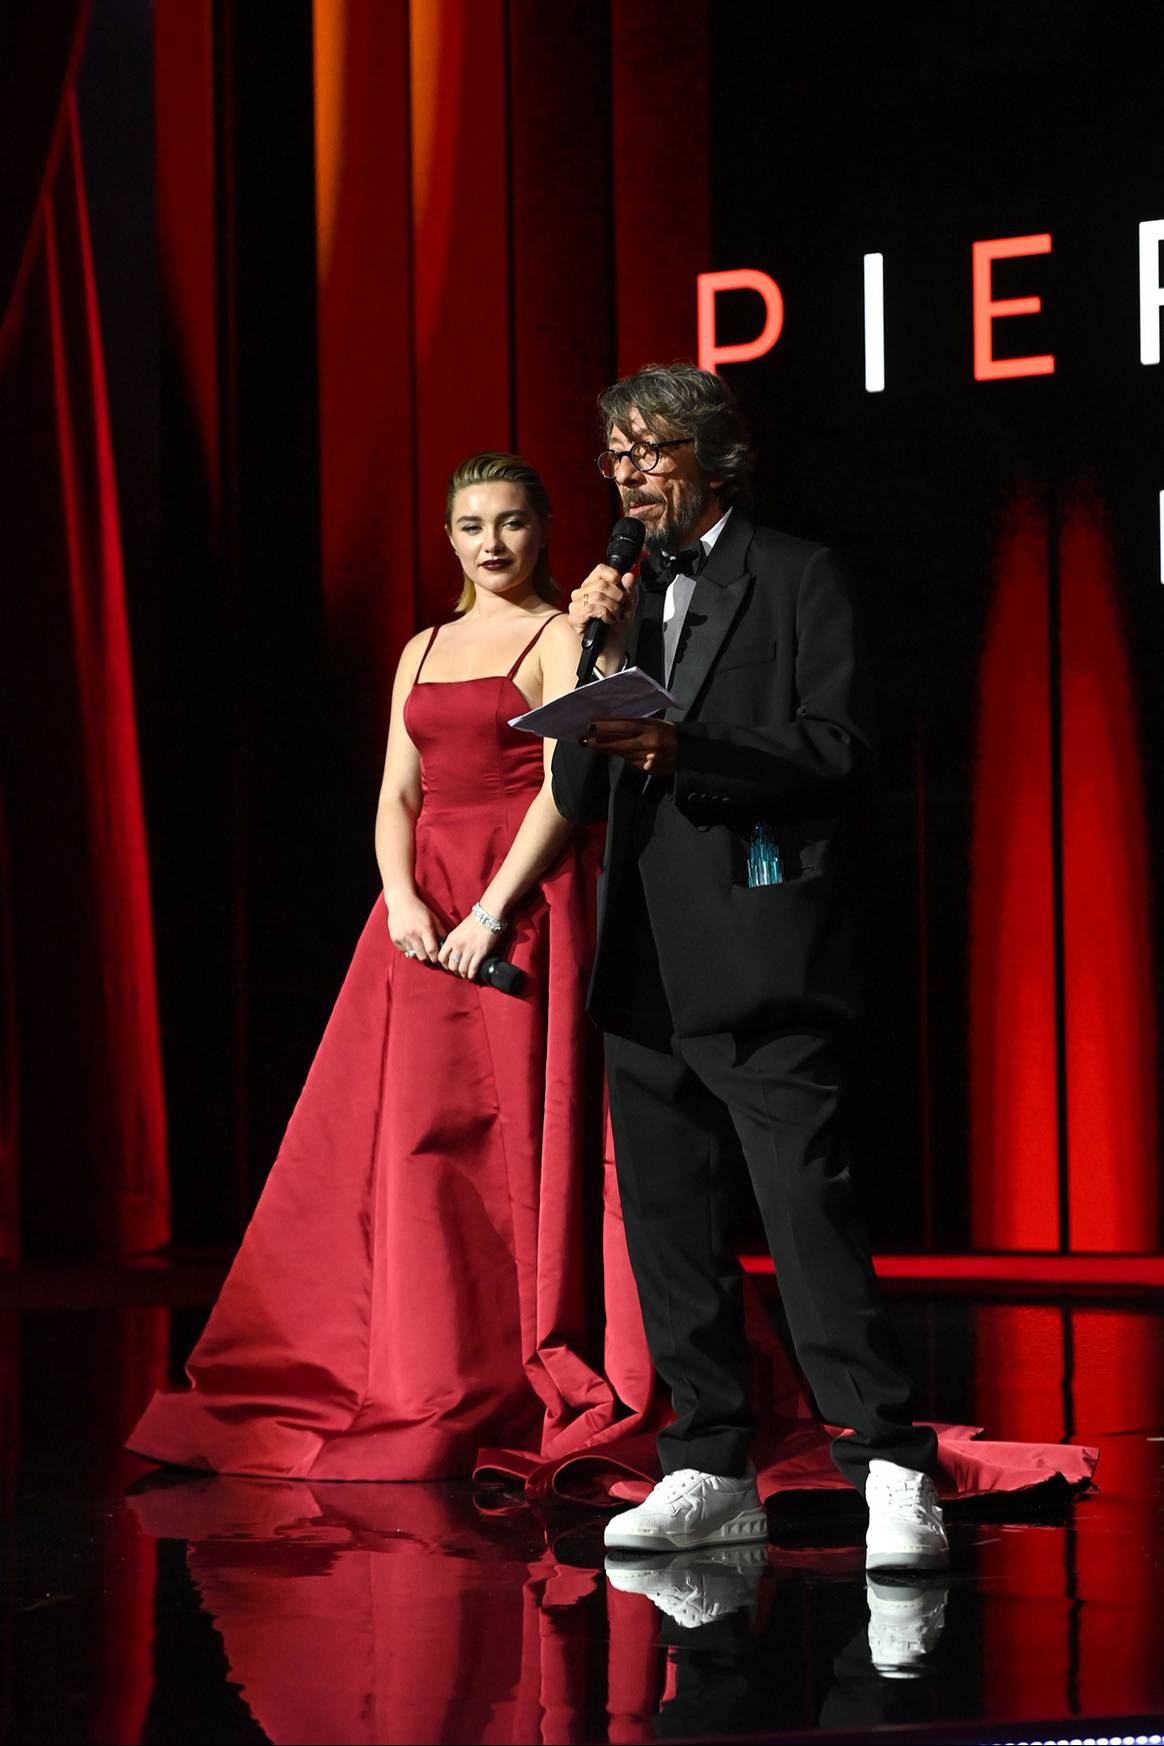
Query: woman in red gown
xmin=128 ymin=452 xmax=657 ymax=1481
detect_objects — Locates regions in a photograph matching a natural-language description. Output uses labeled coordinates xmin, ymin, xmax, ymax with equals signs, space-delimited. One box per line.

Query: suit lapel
xmin=664 ymin=511 xmax=755 ymax=723
xmin=601 ymin=584 xmax=661 ymax=800
xmin=627 ymin=580 xmax=664 ymax=681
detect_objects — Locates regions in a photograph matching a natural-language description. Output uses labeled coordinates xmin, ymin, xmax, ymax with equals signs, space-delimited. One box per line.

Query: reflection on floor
xmin=2 ymin=1275 xmax=1163 ymax=1743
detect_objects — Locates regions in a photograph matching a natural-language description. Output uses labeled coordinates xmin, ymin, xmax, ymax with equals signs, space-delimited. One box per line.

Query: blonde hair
xmin=445 ymin=451 xmax=557 ymax=613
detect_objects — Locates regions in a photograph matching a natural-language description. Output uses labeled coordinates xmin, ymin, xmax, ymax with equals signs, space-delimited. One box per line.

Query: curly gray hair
xmin=597 ymin=362 xmax=754 ymax=508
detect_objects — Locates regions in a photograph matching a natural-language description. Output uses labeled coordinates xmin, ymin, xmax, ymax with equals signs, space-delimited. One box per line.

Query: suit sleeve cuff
xmin=672 ymin=724 xmax=736 ymax=811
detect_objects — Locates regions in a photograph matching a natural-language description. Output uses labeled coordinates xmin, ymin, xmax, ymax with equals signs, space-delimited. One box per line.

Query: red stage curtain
xmin=970 ymin=492 xmax=1059 ymax=1250
xmin=1058 ymin=495 xmax=1157 ymax=1249
xmin=508 ymin=0 xmax=619 ymax=601
xmin=0 ymin=0 xmax=169 ymax=1259
xmin=611 ymin=2 xmax=710 ymax=377
xmin=307 ymin=0 xmax=709 ymax=741
xmin=970 ymin=486 xmax=1158 ymax=1252
xmin=407 ymin=0 xmax=514 ymax=624
xmin=312 ymin=0 xmax=417 ymax=743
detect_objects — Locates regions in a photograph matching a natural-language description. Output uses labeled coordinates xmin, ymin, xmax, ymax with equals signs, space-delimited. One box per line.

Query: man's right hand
xmin=568 ymin=564 xmax=637 ymax=673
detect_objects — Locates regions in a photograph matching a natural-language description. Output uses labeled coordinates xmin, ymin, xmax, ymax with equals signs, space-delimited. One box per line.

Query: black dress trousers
xmin=603 ymin=879 xmax=937 ymax=1490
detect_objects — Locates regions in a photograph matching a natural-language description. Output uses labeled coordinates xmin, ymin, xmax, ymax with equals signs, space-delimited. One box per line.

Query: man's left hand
xmin=582 ymin=718 xmax=679 ymax=776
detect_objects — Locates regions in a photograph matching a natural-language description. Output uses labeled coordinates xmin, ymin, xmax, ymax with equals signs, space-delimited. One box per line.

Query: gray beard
xmin=642 ymin=481 xmax=709 ymax=559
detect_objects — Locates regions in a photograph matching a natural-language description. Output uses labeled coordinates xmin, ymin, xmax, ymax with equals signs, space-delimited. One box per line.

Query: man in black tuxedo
xmin=552 ymin=363 xmax=947 ymax=1568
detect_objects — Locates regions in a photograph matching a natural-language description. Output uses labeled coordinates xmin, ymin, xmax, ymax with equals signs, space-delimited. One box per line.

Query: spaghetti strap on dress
xmin=412 ymin=623 xmax=442 ymax=682
xmin=506 ymin=613 xmax=559 ymax=679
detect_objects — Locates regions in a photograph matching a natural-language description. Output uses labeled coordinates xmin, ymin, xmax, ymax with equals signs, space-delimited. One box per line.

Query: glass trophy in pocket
xmin=746 ymin=821 xmax=784 ymax=887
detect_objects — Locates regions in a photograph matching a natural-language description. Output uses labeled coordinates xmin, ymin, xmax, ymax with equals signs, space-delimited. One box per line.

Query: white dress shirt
xmin=662 ymin=507 xmax=732 ymax=684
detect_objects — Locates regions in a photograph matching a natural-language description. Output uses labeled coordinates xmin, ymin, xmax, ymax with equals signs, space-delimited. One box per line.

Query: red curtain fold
xmin=970 ymin=488 xmax=1158 ymax=1252
xmin=313 ymin=0 xmax=416 ymax=739
xmin=0 ymin=12 xmax=168 ymax=1257
xmin=611 ymin=1 xmax=710 ymax=377
xmin=970 ymin=493 xmax=1059 ymax=1250
xmin=507 ymin=0 xmax=618 ymax=597
xmin=1058 ymin=495 xmax=1158 ymax=1250
xmin=407 ymin=0 xmax=513 ymax=626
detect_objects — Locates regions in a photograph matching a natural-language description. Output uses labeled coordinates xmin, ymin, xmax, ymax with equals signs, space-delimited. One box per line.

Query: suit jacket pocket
xmin=728 ymin=829 xmax=825 ymax=886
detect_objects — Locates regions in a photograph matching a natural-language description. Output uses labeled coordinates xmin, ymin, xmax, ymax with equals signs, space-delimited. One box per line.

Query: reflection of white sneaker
xmin=603 ymin=1467 xmax=768 ymax=1553
xmin=864 ymin=1460 xmax=949 ymax=1571
xmin=605 ymin=1544 xmax=769 ymax=1629
xmin=866 ymin=1575 xmax=948 ymax=1675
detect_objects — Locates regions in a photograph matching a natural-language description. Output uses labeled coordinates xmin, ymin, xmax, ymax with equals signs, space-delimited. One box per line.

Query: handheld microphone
xmin=476 ymin=957 xmax=526 ymax=997
xmin=434 ymin=951 xmax=526 ymax=997
xmin=576 ymin=516 xmax=646 ymax=685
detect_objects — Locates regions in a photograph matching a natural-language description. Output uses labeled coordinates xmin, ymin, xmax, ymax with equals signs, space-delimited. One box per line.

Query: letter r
xmin=1140 ymin=220 xmax=1164 ymax=365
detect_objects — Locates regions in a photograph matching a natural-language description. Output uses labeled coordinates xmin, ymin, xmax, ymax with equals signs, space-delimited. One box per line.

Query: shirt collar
xmin=663 ymin=505 xmax=732 ymax=571
xmin=696 ymin=506 xmax=732 ymax=559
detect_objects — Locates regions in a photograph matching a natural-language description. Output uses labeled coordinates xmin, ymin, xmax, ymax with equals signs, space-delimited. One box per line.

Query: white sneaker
xmin=605 ymin=1544 xmax=768 ymax=1628
xmin=603 ymin=1466 xmax=769 ymax=1553
xmin=864 ymin=1459 xmax=949 ymax=1571
xmin=866 ymin=1575 xmax=948 ymax=1675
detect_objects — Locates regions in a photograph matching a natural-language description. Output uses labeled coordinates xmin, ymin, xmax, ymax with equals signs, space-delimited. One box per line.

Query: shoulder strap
xmin=412 ymin=624 xmax=441 ymax=682
xmin=506 ymin=612 xmax=562 ymax=680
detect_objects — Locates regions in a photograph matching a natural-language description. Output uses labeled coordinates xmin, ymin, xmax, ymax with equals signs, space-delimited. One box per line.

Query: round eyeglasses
xmin=594 ymin=436 xmax=694 ymax=479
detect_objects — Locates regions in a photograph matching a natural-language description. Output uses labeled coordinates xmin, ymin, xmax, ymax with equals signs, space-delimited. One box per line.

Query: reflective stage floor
xmin=3 ymin=1268 xmax=1164 ymax=1743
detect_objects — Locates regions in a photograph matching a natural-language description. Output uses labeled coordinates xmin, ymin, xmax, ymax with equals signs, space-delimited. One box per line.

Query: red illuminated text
xmin=972 ymin=234 xmax=1055 ymax=381
xmin=697 ymin=269 xmax=784 ymax=374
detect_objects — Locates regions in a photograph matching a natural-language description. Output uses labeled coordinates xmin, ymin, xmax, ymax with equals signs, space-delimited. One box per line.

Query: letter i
xmin=864 ymin=253 xmax=885 ymax=392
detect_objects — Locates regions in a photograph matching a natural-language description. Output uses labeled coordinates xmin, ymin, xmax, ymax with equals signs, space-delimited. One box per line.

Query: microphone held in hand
xmin=476 ymin=957 xmax=526 ymax=997
xmin=434 ymin=937 xmax=525 ymax=996
xmin=576 ymin=516 xmax=646 ymax=684
xmin=434 ymin=953 xmax=526 ymax=996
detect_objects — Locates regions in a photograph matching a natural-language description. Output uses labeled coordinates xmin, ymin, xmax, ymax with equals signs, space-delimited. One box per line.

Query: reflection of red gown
xmin=128 ymin=620 xmax=1098 ymax=1507
xmin=127 ymin=1477 xmax=664 ymax=1746
xmin=129 ymin=620 xmax=660 ymax=1481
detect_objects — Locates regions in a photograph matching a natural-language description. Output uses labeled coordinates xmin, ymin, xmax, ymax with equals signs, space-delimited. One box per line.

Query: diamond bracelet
xmin=471 ymin=900 xmax=506 ymax=934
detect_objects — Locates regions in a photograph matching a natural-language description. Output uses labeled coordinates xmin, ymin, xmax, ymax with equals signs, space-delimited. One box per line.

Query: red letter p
xmin=697 ymin=269 xmax=784 ymax=374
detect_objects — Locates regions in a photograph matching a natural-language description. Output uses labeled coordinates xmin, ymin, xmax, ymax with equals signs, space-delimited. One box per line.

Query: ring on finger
xmin=448 ymin=951 xmax=461 ymax=966
xmin=403 ymin=947 xmax=417 ymax=959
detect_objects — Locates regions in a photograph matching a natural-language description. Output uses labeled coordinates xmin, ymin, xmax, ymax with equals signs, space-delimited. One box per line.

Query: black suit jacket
xmin=551 ymin=510 xmax=876 ymax=1038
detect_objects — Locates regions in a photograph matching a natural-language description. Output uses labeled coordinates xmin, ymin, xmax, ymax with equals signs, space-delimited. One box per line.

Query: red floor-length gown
xmin=129 ymin=617 xmax=658 ymax=1480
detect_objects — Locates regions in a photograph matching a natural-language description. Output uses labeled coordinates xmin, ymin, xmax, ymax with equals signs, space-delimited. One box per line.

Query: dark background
xmin=3 ymin=0 xmax=1160 ymax=1261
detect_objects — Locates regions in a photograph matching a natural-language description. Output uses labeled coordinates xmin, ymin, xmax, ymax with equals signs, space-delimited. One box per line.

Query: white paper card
xmin=508 ymin=666 xmax=675 ymax=741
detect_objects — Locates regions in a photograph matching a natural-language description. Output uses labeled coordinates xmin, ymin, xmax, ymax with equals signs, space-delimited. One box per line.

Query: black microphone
xmin=576 ymin=516 xmax=646 ymax=685
xmin=476 ymin=957 xmax=526 ymax=997
xmin=434 ymin=951 xmax=526 ymax=997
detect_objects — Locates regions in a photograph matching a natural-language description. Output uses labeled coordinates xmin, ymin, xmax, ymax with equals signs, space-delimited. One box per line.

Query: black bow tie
xmin=641 ymin=542 xmax=703 ymax=593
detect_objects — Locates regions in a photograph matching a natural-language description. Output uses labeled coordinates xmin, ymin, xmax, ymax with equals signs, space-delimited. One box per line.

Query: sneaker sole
xmin=604 ymin=1507 xmax=769 ymax=1553
xmin=866 ymin=1547 xmax=950 ymax=1572
xmin=606 ymin=1544 xmax=770 ymax=1576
